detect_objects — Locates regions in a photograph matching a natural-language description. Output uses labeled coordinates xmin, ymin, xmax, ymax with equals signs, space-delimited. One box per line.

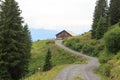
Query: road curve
xmin=54 ymin=40 xmax=101 ymax=80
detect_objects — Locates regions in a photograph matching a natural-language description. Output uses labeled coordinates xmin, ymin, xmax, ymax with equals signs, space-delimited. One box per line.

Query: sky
xmin=16 ymin=0 xmax=97 ymax=41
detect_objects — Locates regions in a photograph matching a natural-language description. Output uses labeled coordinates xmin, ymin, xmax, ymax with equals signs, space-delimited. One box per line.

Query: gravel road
xmin=54 ymin=40 xmax=101 ymax=80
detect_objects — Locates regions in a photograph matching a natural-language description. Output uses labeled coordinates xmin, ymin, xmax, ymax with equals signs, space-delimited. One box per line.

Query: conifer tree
xmin=22 ymin=24 xmax=32 ymax=74
xmin=96 ymin=16 xmax=106 ymax=39
xmin=0 ymin=0 xmax=31 ymax=80
xmin=109 ymin=0 xmax=120 ymax=25
xmin=43 ymin=48 xmax=52 ymax=71
xmin=91 ymin=0 xmax=108 ymax=39
xmin=23 ymin=24 xmax=32 ymax=60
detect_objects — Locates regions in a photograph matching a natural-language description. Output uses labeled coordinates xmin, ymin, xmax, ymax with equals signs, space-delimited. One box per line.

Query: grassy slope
xmin=26 ymin=65 xmax=67 ymax=80
xmin=63 ymin=31 xmax=104 ymax=57
xmin=26 ymin=40 xmax=86 ymax=80
xmin=63 ymin=24 xmax=120 ymax=80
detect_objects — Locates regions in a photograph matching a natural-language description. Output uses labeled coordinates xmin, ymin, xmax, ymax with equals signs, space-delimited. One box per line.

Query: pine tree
xmin=22 ymin=24 xmax=32 ymax=75
xmin=96 ymin=16 xmax=106 ymax=39
xmin=109 ymin=0 xmax=120 ymax=25
xmin=43 ymin=48 xmax=52 ymax=71
xmin=23 ymin=24 xmax=32 ymax=60
xmin=0 ymin=0 xmax=31 ymax=80
xmin=91 ymin=0 xmax=108 ymax=39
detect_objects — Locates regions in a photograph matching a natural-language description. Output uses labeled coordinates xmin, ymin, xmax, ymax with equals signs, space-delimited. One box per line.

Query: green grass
xmin=25 ymin=65 xmax=68 ymax=80
xmin=25 ymin=40 xmax=86 ymax=79
xmin=96 ymin=72 xmax=109 ymax=80
xmin=28 ymin=40 xmax=49 ymax=75
xmin=63 ymin=31 xmax=104 ymax=57
xmin=74 ymin=77 xmax=83 ymax=80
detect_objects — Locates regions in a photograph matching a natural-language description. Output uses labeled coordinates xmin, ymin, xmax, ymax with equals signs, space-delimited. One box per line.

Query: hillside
xmin=25 ymin=40 xmax=86 ymax=80
xmin=63 ymin=23 xmax=120 ymax=80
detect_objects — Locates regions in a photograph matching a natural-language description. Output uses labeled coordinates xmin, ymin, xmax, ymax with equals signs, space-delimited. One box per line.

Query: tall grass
xmin=25 ymin=65 xmax=68 ymax=80
xmin=25 ymin=40 xmax=85 ymax=79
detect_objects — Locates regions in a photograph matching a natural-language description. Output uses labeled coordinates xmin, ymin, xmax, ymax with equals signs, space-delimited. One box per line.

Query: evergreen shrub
xmin=104 ymin=27 xmax=120 ymax=53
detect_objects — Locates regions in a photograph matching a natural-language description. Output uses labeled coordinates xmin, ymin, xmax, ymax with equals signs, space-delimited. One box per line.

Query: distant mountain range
xmin=30 ymin=28 xmax=58 ymax=41
xmin=30 ymin=26 xmax=91 ymax=41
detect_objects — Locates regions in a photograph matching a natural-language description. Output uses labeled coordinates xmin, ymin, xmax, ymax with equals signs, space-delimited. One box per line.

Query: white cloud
xmin=16 ymin=0 xmax=96 ymax=32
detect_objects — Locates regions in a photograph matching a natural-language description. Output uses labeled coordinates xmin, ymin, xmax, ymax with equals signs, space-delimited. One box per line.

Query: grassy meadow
xmin=25 ymin=40 xmax=86 ymax=80
xmin=25 ymin=65 xmax=67 ymax=80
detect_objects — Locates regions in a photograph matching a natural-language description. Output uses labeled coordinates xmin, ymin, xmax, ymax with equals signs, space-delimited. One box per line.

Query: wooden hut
xmin=56 ymin=30 xmax=76 ymax=39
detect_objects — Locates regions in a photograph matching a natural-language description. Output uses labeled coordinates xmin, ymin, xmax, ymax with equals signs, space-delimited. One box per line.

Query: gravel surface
xmin=54 ymin=40 xmax=101 ymax=80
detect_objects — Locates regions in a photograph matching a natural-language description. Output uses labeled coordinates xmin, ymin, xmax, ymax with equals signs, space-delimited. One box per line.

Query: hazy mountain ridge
xmin=30 ymin=28 xmax=58 ymax=41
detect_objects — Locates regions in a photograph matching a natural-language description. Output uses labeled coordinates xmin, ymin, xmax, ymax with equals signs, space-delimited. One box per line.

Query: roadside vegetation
xmin=63 ymin=0 xmax=120 ymax=79
xmin=25 ymin=40 xmax=87 ymax=80
xmin=74 ymin=77 xmax=83 ymax=80
xmin=63 ymin=23 xmax=120 ymax=80
xmin=25 ymin=65 xmax=67 ymax=80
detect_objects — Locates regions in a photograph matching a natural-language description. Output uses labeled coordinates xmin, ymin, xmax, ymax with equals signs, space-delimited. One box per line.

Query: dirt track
xmin=54 ymin=40 xmax=101 ymax=80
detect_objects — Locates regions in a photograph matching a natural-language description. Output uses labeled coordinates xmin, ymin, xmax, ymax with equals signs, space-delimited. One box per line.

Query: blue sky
xmin=16 ymin=0 xmax=98 ymax=41
xmin=30 ymin=28 xmax=58 ymax=41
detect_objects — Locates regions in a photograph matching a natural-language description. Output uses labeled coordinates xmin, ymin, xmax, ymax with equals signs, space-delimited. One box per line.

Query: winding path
xmin=54 ymin=40 xmax=101 ymax=80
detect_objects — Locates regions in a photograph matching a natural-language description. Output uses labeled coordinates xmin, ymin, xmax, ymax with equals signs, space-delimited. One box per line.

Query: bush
xmin=89 ymin=40 xmax=97 ymax=46
xmin=104 ymin=27 xmax=120 ymax=53
xmin=99 ymin=63 xmax=111 ymax=77
xmin=99 ymin=51 xmax=113 ymax=63
xmin=73 ymin=43 xmax=83 ymax=51
xmin=63 ymin=32 xmax=105 ymax=57
xmin=115 ymin=52 xmax=120 ymax=60
xmin=82 ymin=44 xmax=94 ymax=55
xmin=65 ymin=38 xmax=80 ymax=50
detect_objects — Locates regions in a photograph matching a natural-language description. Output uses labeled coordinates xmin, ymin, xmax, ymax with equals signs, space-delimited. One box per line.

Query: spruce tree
xmin=0 ymin=0 xmax=31 ymax=80
xmin=109 ymin=0 xmax=120 ymax=25
xmin=23 ymin=24 xmax=32 ymax=60
xmin=22 ymin=24 xmax=32 ymax=74
xmin=96 ymin=16 xmax=106 ymax=39
xmin=43 ymin=48 xmax=52 ymax=71
xmin=91 ymin=0 xmax=108 ymax=39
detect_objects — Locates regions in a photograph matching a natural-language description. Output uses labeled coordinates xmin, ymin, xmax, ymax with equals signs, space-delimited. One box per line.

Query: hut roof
xmin=56 ymin=30 xmax=76 ymax=36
